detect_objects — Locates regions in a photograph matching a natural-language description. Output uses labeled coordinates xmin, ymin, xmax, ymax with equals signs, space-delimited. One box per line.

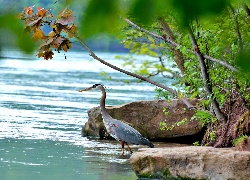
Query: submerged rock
xmin=82 ymin=99 xmax=203 ymax=142
xmin=130 ymin=146 xmax=250 ymax=179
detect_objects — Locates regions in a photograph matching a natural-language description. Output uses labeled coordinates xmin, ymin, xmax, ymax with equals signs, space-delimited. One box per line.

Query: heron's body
xmin=79 ymin=84 xmax=154 ymax=154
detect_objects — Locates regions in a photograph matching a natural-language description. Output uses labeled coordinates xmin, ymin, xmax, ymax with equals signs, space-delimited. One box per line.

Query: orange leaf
xmin=37 ymin=6 xmax=47 ymax=17
xmin=25 ymin=5 xmax=35 ymax=15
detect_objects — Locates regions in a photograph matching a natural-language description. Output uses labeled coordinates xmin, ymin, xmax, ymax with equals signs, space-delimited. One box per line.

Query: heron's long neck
xmin=99 ymin=86 xmax=112 ymax=122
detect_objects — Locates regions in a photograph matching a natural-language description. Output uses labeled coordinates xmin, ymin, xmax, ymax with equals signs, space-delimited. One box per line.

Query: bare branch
xmin=125 ymin=18 xmax=238 ymax=72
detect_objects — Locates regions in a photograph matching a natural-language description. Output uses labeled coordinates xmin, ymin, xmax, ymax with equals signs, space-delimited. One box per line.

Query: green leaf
xmin=80 ymin=0 xmax=119 ymax=37
xmin=129 ymin=0 xmax=155 ymax=24
xmin=236 ymin=49 xmax=250 ymax=73
xmin=171 ymin=0 xmax=229 ymax=24
xmin=0 ymin=13 xmax=35 ymax=53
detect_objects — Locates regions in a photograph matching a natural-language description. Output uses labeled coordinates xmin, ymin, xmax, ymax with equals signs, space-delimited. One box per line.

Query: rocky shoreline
xmin=82 ymin=99 xmax=250 ymax=179
xmin=130 ymin=146 xmax=250 ymax=179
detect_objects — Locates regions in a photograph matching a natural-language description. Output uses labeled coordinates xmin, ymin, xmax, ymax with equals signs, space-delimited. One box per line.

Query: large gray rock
xmin=130 ymin=146 xmax=250 ymax=179
xmin=82 ymin=99 xmax=202 ymax=140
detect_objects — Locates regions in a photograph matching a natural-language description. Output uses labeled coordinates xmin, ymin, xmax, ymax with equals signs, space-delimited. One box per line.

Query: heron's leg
xmin=120 ymin=141 xmax=125 ymax=155
xmin=125 ymin=143 xmax=133 ymax=154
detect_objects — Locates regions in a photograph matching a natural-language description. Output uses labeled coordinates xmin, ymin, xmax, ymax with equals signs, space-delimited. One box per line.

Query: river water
xmin=0 ymin=49 xmax=170 ymax=180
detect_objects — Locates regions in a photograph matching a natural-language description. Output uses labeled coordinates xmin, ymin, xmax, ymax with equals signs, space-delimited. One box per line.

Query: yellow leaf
xmin=48 ymin=31 xmax=55 ymax=38
xmin=37 ymin=51 xmax=44 ymax=58
xmin=68 ymin=32 xmax=73 ymax=38
xmin=71 ymin=25 xmax=78 ymax=36
xmin=32 ymin=29 xmax=44 ymax=41
xmin=58 ymin=8 xmax=73 ymax=18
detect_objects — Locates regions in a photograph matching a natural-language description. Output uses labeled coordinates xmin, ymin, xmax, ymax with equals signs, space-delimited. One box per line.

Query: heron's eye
xmin=93 ymin=84 xmax=102 ymax=88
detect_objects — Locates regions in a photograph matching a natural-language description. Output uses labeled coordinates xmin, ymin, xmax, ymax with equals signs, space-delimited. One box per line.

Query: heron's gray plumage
xmin=79 ymin=84 xmax=154 ymax=154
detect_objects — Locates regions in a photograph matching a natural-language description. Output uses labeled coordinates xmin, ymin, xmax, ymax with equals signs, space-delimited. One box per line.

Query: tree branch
xmin=229 ymin=5 xmax=243 ymax=52
xmin=63 ymin=27 xmax=196 ymax=108
xmin=159 ymin=18 xmax=185 ymax=75
xmin=243 ymin=3 xmax=250 ymax=17
xmin=187 ymin=26 xmax=226 ymax=123
xmin=124 ymin=18 xmax=238 ymax=72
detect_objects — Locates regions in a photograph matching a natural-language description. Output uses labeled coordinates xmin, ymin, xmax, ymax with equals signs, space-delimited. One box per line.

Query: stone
xmin=130 ymin=146 xmax=250 ymax=179
xmin=82 ymin=99 xmax=203 ymax=141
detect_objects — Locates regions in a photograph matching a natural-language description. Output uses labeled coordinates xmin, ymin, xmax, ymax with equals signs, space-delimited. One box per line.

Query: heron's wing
xmin=108 ymin=119 xmax=153 ymax=147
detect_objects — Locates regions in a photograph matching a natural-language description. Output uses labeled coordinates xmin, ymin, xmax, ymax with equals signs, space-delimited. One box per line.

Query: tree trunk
xmin=187 ymin=25 xmax=226 ymax=124
xmin=159 ymin=18 xmax=185 ymax=75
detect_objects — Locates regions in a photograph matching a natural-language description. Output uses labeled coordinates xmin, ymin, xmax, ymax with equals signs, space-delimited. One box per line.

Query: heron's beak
xmin=79 ymin=87 xmax=92 ymax=92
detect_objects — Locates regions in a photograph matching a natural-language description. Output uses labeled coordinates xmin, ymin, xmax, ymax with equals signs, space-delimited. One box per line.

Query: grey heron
xmin=79 ymin=84 xmax=154 ymax=155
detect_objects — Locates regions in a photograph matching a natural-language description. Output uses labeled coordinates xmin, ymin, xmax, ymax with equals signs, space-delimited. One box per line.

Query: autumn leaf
xmin=37 ymin=51 xmax=44 ymax=58
xmin=67 ymin=24 xmax=78 ymax=38
xmin=52 ymin=36 xmax=64 ymax=48
xmin=25 ymin=15 xmax=42 ymax=26
xmin=32 ymin=29 xmax=45 ymax=41
xmin=57 ymin=8 xmax=73 ymax=18
xmin=56 ymin=15 xmax=75 ymax=25
xmin=48 ymin=31 xmax=56 ymax=38
xmin=59 ymin=39 xmax=72 ymax=52
xmin=43 ymin=50 xmax=54 ymax=60
xmin=37 ymin=7 xmax=47 ymax=17
xmin=25 ymin=5 xmax=35 ymax=15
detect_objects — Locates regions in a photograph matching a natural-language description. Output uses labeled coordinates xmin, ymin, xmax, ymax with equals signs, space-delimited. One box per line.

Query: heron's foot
xmin=126 ymin=143 xmax=133 ymax=154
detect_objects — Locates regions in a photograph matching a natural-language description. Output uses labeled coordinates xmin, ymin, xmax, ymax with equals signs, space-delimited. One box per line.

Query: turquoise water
xmin=0 ymin=50 xmax=166 ymax=180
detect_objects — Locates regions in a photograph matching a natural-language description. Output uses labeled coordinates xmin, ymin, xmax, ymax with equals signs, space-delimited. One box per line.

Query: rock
xmin=82 ymin=99 xmax=203 ymax=141
xmin=130 ymin=146 xmax=250 ymax=179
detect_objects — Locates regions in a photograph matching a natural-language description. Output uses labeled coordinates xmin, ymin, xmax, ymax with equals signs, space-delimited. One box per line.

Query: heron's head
xmin=79 ymin=84 xmax=104 ymax=92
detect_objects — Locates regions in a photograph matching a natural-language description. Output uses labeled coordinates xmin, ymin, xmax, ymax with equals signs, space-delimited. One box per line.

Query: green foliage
xmin=155 ymin=88 xmax=174 ymax=100
xmin=80 ymin=0 xmax=120 ymax=37
xmin=193 ymin=141 xmax=200 ymax=146
xmin=160 ymin=118 xmax=188 ymax=131
xmin=233 ymin=134 xmax=249 ymax=146
xmin=172 ymin=0 xmax=229 ymax=24
xmin=191 ymin=110 xmax=217 ymax=127
xmin=209 ymin=131 xmax=217 ymax=141
xmin=236 ymin=49 xmax=250 ymax=73
xmin=0 ymin=13 xmax=35 ymax=53
xmin=163 ymin=107 xmax=169 ymax=116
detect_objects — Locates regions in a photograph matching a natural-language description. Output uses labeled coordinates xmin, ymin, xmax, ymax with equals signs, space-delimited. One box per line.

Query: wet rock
xmin=130 ymin=146 xmax=250 ymax=179
xmin=82 ymin=99 xmax=203 ymax=142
